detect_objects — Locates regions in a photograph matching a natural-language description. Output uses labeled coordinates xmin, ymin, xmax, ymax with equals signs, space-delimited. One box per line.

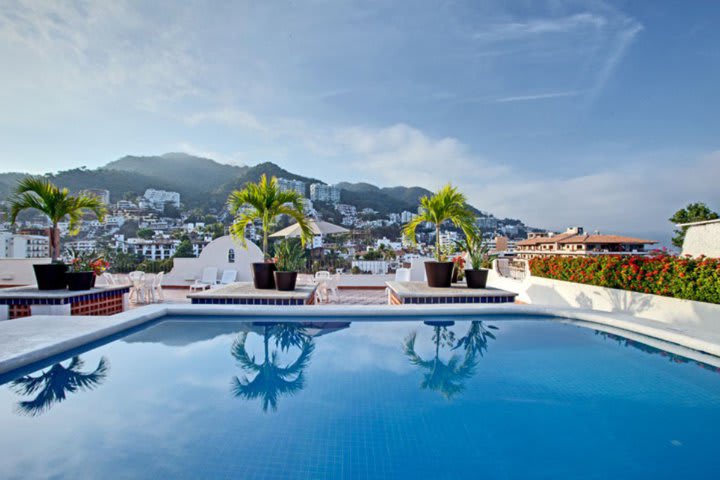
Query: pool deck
xmin=187 ymin=282 xmax=318 ymax=305
xmin=2 ymin=303 xmax=720 ymax=376
xmin=386 ymin=281 xmax=516 ymax=305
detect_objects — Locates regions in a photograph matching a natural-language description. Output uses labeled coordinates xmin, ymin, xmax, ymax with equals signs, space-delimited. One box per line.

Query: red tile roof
xmin=557 ymin=234 xmax=657 ymax=245
xmin=517 ymin=233 xmax=656 ymax=246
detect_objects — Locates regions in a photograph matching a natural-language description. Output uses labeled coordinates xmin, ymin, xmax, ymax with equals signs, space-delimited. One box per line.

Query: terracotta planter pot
xmin=33 ymin=263 xmax=67 ymax=290
xmin=424 ymin=261 xmax=453 ymax=288
xmin=66 ymin=271 xmax=95 ymax=291
xmin=252 ymin=262 xmax=277 ymax=289
xmin=274 ymin=271 xmax=298 ymax=291
xmin=465 ymin=269 xmax=489 ymax=289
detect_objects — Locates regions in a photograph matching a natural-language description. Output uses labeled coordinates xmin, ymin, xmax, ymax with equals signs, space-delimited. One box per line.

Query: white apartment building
xmin=439 ymin=231 xmax=459 ymax=251
xmin=277 ymin=178 xmax=306 ymax=196
xmin=400 ymin=211 xmax=417 ymax=223
xmin=116 ymin=200 xmax=138 ymax=210
xmin=64 ymin=239 xmax=98 ymax=254
xmin=0 ymin=233 xmax=50 ymax=258
xmin=335 ymin=204 xmax=357 ymax=217
xmin=375 ymin=237 xmax=402 ymax=250
xmin=310 ymin=183 xmax=341 ymax=204
xmin=143 ymin=189 xmax=181 ymax=209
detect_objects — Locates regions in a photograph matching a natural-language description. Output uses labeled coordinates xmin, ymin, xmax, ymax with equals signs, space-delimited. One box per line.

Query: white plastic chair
xmin=395 ymin=268 xmax=411 ymax=282
xmin=326 ymin=273 xmax=340 ymax=300
xmin=190 ymin=267 xmax=218 ymax=291
xmin=103 ymin=273 xmax=115 ymax=286
xmin=128 ymin=271 xmax=146 ymax=303
xmin=149 ymin=271 xmax=164 ymax=302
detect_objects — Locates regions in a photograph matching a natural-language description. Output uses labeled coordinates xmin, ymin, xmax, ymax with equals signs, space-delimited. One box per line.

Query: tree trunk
xmin=435 ymin=225 xmax=441 ymax=261
xmin=50 ymin=223 xmax=59 ymax=262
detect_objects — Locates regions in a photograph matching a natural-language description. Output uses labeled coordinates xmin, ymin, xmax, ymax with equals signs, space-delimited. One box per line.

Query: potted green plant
xmin=66 ymin=249 xmax=109 ymax=290
xmin=227 ymin=174 xmax=312 ymax=289
xmin=9 ymin=177 xmax=106 ymax=290
xmin=455 ymin=230 xmax=496 ymax=289
xmin=403 ymin=184 xmax=475 ymax=288
xmin=273 ymin=239 xmax=306 ymax=291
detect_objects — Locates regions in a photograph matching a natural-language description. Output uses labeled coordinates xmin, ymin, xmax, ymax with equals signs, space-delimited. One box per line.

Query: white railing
xmin=496 ymin=258 xmax=528 ymax=280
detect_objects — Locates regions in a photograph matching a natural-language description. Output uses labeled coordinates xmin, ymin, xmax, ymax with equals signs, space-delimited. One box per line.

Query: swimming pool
xmin=1 ymin=316 xmax=719 ymax=479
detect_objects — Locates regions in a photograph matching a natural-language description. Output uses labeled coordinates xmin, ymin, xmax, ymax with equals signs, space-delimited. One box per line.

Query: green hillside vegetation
xmin=1 ymin=154 xmax=488 ymax=217
xmin=106 ymin=152 xmax=246 ymax=194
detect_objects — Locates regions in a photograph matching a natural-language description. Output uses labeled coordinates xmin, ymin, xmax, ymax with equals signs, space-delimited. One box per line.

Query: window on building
xmin=228 ymin=248 xmax=235 ymax=263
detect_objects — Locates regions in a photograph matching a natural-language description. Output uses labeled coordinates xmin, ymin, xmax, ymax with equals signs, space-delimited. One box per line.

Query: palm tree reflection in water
xmin=404 ymin=321 xmax=497 ymax=399
xmin=11 ymin=356 xmax=109 ymax=416
xmin=231 ymin=323 xmax=315 ymax=412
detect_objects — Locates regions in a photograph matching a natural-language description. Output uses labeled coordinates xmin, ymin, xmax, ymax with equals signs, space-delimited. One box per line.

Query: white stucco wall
xmin=681 ymin=221 xmax=720 ymax=258
xmin=0 ymin=258 xmax=53 ymax=286
xmin=163 ymin=236 xmax=263 ymax=286
xmin=487 ymin=267 xmax=720 ymax=336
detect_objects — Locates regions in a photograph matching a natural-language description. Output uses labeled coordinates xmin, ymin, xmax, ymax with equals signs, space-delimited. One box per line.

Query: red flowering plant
xmin=529 ymin=254 xmax=720 ymax=305
xmin=66 ymin=248 xmax=110 ymax=276
xmin=451 ymin=254 xmax=466 ymax=280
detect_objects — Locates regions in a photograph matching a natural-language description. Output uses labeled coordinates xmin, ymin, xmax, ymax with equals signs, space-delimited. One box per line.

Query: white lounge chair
xmin=211 ymin=269 xmax=237 ymax=288
xmin=190 ymin=267 xmax=218 ymax=291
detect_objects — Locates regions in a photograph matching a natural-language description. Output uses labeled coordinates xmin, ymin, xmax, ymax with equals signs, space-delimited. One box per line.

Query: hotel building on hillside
xmin=515 ymin=227 xmax=657 ymax=260
xmin=277 ymin=178 xmax=306 ymax=196
xmin=310 ymin=183 xmax=341 ymax=204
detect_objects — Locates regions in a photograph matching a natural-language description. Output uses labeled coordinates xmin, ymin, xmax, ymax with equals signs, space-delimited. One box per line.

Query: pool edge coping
xmin=1 ymin=303 xmax=719 ymax=375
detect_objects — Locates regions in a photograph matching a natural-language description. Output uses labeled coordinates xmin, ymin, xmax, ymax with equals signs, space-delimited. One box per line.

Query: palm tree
xmin=9 ymin=177 xmax=107 ymax=261
xmin=403 ymin=325 xmax=477 ymax=400
xmin=11 ymin=356 xmax=109 ymax=416
xmin=231 ymin=325 xmax=314 ymax=412
xmin=227 ymin=174 xmax=312 ymax=258
xmin=402 ymin=184 xmax=475 ymax=261
xmin=453 ymin=321 xmax=498 ymax=358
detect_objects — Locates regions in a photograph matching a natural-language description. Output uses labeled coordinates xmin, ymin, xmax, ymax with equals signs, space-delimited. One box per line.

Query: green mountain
xmin=335 ymin=182 xmax=429 ymax=213
xmin=1 ymin=153 xmax=489 ymax=217
xmin=217 ymin=162 xmax=323 ymax=198
xmin=106 ymin=153 xmax=247 ymax=195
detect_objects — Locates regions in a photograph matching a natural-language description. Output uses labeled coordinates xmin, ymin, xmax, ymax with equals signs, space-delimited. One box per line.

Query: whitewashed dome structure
xmin=164 ymin=235 xmax=263 ymax=286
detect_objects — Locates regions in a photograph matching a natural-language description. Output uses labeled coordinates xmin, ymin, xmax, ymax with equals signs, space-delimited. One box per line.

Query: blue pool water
xmin=1 ymin=317 xmax=720 ymax=479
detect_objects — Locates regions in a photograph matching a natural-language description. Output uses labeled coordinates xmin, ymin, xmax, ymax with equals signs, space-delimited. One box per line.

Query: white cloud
xmin=491 ymin=91 xmax=582 ymax=103
xmin=473 ymin=151 xmax=720 ymax=235
xmin=475 ymin=13 xmax=608 ymax=41
xmin=183 ymin=109 xmax=267 ymax=133
xmin=332 ymin=124 xmax=508 ymax=189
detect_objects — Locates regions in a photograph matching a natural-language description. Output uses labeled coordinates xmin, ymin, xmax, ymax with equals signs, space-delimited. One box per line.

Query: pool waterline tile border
xmin=1 ymin=303 xmax=720 ymax=375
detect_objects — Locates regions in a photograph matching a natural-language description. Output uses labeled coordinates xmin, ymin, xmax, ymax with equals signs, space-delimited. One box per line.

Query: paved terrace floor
xmin=130 ymin=287 xmax=388 ymax=308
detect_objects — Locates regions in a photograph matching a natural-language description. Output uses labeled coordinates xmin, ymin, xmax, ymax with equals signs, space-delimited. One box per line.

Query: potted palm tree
xmin=273 ymin=239 xmax=306 ymax=291
xmin=455 ymin=230 xmax=496 ymax=289
xmin=402 ymin=184 xmax=475 ymax=288
xmin=9 ymin=177 xmax=106 ymax=290
xmin=227 ymin=174 xmax=312 ymax=289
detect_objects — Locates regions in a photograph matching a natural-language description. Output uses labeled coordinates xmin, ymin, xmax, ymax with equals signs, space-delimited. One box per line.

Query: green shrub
xmin=529 ymin=254 xmax=720 ymax=304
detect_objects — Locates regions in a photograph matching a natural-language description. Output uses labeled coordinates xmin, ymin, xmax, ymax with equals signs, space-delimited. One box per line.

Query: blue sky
xmin=0 ymin=0 xmax=718 ymax=240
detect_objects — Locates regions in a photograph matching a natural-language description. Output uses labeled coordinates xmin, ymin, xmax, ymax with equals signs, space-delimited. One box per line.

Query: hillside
xmin=106 ymin=153 xmax=247 ymax=196
xmin=217 ymin=162 xmax=324 ymax=198
xmin=0 ymin=154 xmax=493 ymax=217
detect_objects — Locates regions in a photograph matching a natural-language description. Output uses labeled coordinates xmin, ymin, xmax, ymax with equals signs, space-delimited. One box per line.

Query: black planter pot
xmin=274 ymin=271 xmax=298 ymax=291
xmin=424 ymin=261 xmax=454 ymax=288
xmin=33 ymin=263 xmax=68 ymax=290
xmin=465 ymin=269 xmax=489 ymax=289
xmin=252 ymin=262 xmax=277 ymax=289
xmin=66 ymin=271 xmax=95 ymax=291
